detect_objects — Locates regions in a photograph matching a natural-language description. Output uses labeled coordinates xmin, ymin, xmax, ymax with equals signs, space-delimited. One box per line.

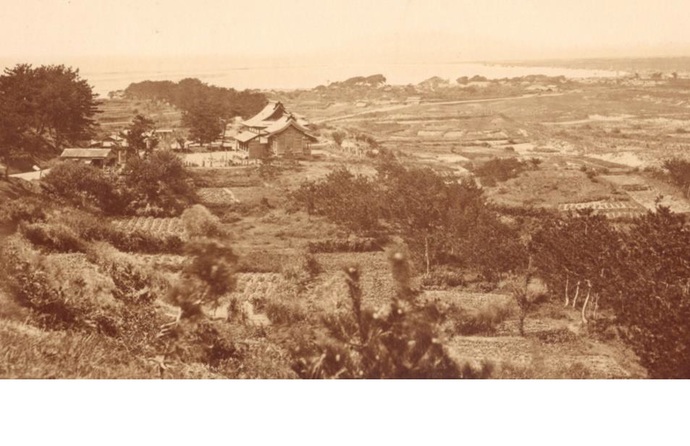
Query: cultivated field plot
xmin=627 ymin=188 xmax=690 ymax=213
xmin=314 ymin=252 xmax=398 ymax=307
xmin=423 ymin=290 xmax=513 ymax=311
xmin=448 ymin=336 xmax=534 ymax=368
xmin=557 ymin=200 xmax=646 ymax=219
xmin=112 ymin=216 xmax=186 ymax=237
xmin=233 ymin=273 xmax=287 ymax=299
xmin=197 ymin=187 xmax=240 ymax=205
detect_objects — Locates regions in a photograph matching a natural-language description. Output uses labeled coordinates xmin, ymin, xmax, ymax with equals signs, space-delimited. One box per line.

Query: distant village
xmin=61 ymin=100 xmax=318 ymax=168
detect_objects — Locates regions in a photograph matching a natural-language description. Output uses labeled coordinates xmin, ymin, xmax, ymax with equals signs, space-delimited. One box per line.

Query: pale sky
xmin=1 ymin=0 xmax=690 ymax=62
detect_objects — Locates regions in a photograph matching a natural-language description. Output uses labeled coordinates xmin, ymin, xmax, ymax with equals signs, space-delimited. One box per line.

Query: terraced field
xmin=197 ymin=187 xmax=240 ymax=205
xmin=112 ymin=216 xmax=186 ymax=237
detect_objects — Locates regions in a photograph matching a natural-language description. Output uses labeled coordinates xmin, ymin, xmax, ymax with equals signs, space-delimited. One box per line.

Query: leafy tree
xmin=613 ymin=207 xmax=690 ymax=378
xmin=663 ymin=158 xmax=690 ymax=198
xmin=124 ymin=114 xmax=157 ymax=159
xmin=378 ymin=162 xmax=452 ymax=274
xmin=182 ymin=101 xmax=225 ymax=145
xmin=530 ymin=210 xmax=621 ymax=322
xmin=0 ymin=64 xmax=100 ymax=174
xmin=122 ymin=150 xmax=196 ymax=216
xmin=291 ymin=167 xmax=381 ymax=233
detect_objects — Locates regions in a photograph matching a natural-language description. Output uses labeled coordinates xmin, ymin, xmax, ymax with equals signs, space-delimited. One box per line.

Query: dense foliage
xmin=530 ymin=207 xmax=690 ymax=378
xmin=43 ymin=151 xmax=196 ymax=217
xmin=124 ymin=114 xmax=158 ymax=158
xmin=122 ymin=150 xmax=197 ymax=216
xmin=124 ymin=78 xmax=267 ymax=144
xmin=291 ymin=160 xmax=527 ymax=278
xmin=471 ymin=157 xmax=528 ymax=186
xmin=0 ymin=64 xmax=100 ymax=174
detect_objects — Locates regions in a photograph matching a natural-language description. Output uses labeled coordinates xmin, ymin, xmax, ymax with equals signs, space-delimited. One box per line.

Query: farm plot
xmin=627 ymin=188 xmax=690 ymax=213
xmin=314 ymin=252 xmax=398 ymax=307
xmin=233 ymin=273 xmax=287 ymax=299
xmin=447 ymin=336 xmax=534 ymax=368
xmin=112 ymin=216 xmax=186 ymax=237
xmin=423 ymin=290 xmax=512 ymax=311
xmin=558 ymin=200 xmax=646 ymax=219
xmin=197 ymin=188 xmax=240 ymax=205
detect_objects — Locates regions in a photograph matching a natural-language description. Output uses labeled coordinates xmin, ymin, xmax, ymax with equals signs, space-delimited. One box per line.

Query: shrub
xmin=41 ymin=162 xmax=126 ymax=214
xmin=307 ymin=237 xmax=382 ymax=253
xmin=291 ymin=249 xmax=492 ymax=379
xmin=0 ymin=196 xmax=48 ymax=229
xmin=20 ymin=221 xmax=87 ymax=253
xmin=452 ymin=300 xmax=514 ymax=335
xmin=0 ymin=236 xmax=121 ymax=334
xmin=264 ymin=299 xmax=309 ymax=325
xmin=86 ymin=242 xmax=165 ymax=306
xmin=181 ymin=204 xmax=226 ymax=238
xmin=123 ymin=150 xmax=197 ymax=216
xmin=421 ymin=269 xmax=466 ymax=288
xmin=472 ymin=157 xmax=527 ymax=183
xmin=282 ymin=252 xmax=321 ymax=293
xmin=331 ymin=130 xmax=346 ymax=146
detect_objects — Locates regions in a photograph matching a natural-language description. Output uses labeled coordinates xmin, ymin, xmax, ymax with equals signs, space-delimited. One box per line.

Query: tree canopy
xmin=0 ymin=64 xmax=100 ymax=173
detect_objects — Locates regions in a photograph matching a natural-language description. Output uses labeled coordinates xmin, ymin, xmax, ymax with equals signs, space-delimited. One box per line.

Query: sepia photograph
xmin=1 ymin=0 xmax=690 ymax=390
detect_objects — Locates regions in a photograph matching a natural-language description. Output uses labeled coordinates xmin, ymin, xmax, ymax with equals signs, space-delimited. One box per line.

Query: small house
xmin=60 ymin=148 xmax=118 ymax=167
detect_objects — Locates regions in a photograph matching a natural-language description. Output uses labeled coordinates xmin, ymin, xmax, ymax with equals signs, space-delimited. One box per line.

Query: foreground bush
xmin=123 ymin=150 xmax=197 ymax=216
xmin=0 ymin=236 xmax=165 ymax=346
xmin=291 ymin=250 xmax=492 ymax=379
xmin=452 ymin=300 xmax=514 ymax=336
xmin=41 ymin=162 xmax=127 ymax=214
xmin=0 ymin=236 xmax=121 ymax=334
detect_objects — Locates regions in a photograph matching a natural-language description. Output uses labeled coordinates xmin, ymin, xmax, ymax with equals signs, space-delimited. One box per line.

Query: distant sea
xmin=0 ymin=57 xmax=622 ymax=97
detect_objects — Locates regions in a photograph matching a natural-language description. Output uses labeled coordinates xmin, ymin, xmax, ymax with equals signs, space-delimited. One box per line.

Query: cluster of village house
xmin=60 ymin=101 xmax=317 ymax=167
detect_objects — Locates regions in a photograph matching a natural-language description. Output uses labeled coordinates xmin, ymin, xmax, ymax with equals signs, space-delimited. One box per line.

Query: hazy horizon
xmin=2 ymin=0 xmax=690 ymax=64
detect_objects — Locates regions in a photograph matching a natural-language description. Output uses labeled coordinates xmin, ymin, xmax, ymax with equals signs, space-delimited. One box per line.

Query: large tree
xmin=123 ymin=114 xmax=158 ymax=159
xmin=0 ymin=64 xmax=100 ymax=175
xmin=182 ymin=101 xmax=225 ymax=145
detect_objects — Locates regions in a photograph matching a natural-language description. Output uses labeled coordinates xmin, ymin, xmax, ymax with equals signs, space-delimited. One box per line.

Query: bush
xmin=452 ymin=300 xmax=514 ymax=335
xmin=181 ymin=204 xmax=226 ymax=238
xmin=123 ymin=150 xmax=197 ymax=216
xmin=86 ymin=242 xmax=165 ymax=306
xmin=472 ymin=157 xmax=527 ymax=183
xmin=307 ymin=237 xmax=382 ymax=253
xmin=421 ymin=269 xmax=466 ymax=288
xmin=282 ymin=252 xmax=321 ymax=293
xmin=291 ymin=249 xmax=492 ymax=379
xmin=0 ymin=236 xmax=121 ymax=334
xmin=332 ymin=130 xmax=346 ymax=146
xmin=264 ymin=299 xmax=309 ymax=325
xmin=20 ymin=221 xmax=87 ymax=253
xmin=0 ymin=197 xmax=48 ymax=228
xmin=41 ymin=162 xmax=126 ymax=214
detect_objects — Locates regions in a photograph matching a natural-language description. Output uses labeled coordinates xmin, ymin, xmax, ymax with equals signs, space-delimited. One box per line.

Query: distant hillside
xmin=501 ymin=57 xmax=690 ymax=76
xmin=321 ymin=74 xmax=387 ymax=89
xmin=123 ymin=78 xmax=268 ymax=119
